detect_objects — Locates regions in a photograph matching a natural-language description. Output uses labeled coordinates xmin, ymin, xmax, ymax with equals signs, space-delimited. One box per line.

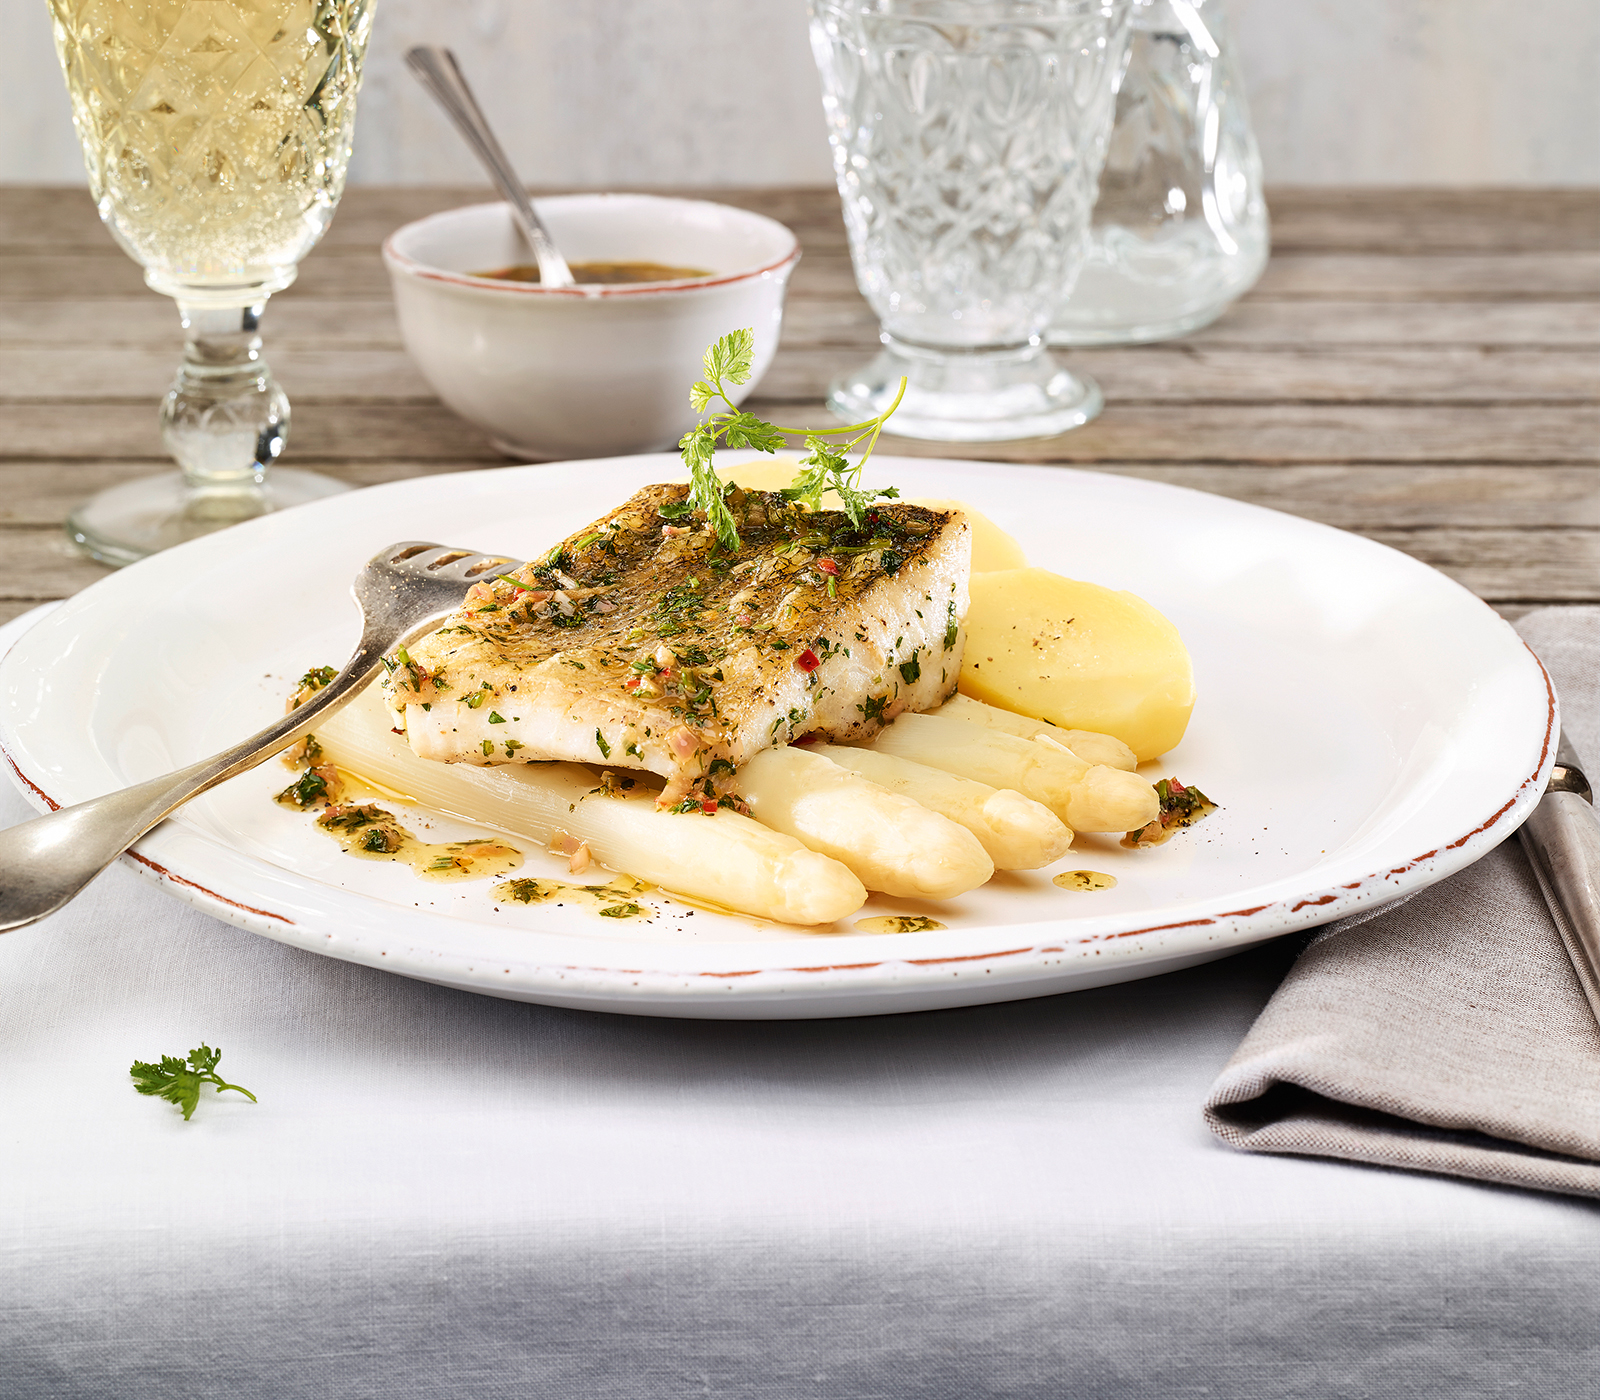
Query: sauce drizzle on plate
xmin=317 ymin=803 xmax=523 ymax=882
xmin=855 ymin=915 xmax=948 ymax=934
xmin=494 ymin=873 xmax=655 ymax=920
xmin=1053 ymin=870 xmax=1117 ymax=892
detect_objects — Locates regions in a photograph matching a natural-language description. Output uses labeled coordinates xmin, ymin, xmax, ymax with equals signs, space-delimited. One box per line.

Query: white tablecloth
xmin=2 ymin=612 xmax=1597 ymax=1397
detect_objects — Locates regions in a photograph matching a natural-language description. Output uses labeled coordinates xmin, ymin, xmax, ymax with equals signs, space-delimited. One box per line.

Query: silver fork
xmin=0 ymin=541 xmax=524 ymax=934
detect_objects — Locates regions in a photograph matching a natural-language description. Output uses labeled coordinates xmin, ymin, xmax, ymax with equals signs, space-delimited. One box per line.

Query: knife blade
xmin=1518 ymin=732 xmax=1600 ymax=1027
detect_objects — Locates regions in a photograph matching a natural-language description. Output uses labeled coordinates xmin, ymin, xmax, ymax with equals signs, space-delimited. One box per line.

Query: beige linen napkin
xmin=1204 ymin=607 xmax=1600 ymax=1198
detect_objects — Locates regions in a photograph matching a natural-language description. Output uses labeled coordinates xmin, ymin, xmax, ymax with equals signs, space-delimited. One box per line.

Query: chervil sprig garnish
xmin=676 ymin=328 xmax=906 ymax=549
xmin=130 ymin=1043 xmax=257 ymax=1122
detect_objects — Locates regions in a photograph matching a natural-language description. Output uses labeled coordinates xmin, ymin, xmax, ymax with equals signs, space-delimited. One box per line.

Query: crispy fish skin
xmin=386 ymin=484 xmax=970 ymax=802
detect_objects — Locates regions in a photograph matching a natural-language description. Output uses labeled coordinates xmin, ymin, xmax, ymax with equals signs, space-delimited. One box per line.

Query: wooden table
xmin=1 ymin=185 xmax=1596 ymax=628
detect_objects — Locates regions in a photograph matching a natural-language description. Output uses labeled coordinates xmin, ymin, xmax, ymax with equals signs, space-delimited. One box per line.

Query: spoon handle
xmin=404 ymin=45 xmax=577 ymax=290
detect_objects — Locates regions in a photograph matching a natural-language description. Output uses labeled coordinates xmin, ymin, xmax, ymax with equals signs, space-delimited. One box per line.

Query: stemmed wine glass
xmin=46 ymin=0 xmax=378 ymax=565
xmin=809 ymin=0 xmax=1132 ymax=442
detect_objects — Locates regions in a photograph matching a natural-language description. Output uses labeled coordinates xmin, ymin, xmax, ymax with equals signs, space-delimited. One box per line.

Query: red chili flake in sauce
xmin=624 ymin=676 xmax=641 ymax=691
xmin=796 ymin=648 xmax=820 ymax=672
xmin=701 ymin=800 xmax=718 ymax=815
xmin=816 ymin=557 xmax=839 ymax=577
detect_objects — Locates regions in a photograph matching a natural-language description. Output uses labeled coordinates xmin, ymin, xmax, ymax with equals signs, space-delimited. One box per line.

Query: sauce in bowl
xmin=473 ymin=260 xmax=712 ymax=285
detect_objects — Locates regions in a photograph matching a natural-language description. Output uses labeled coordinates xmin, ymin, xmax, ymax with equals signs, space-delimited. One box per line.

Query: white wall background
xmin=4 ymin=0 xmax=1597 ymax=187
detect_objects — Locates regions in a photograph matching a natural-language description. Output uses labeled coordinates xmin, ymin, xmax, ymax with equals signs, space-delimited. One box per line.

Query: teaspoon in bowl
xmin=403 ymin=44 xmax=577 ymax=290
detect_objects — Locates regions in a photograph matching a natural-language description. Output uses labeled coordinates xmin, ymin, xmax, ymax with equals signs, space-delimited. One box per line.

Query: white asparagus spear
xmin=313 ymin=685 xmax=866 ymax=926
xmin=738 ymin=746 xmax=994 ymax=899
xmin=935 ymin=694 xmax=1140 ymax=771
xmin=808 ymin=743 xmax=1072 ymax=871
xmin=864 ymin=711 xmax=1159 ymax=834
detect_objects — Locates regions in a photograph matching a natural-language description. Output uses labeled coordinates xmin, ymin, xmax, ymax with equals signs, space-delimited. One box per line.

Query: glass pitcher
xmin=1049 ymin=0 xmax=1267 ymax=346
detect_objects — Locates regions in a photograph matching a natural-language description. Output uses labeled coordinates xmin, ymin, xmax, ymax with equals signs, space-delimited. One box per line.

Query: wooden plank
xmin=0 ymin=398 xmax=1591 ymax=465
xmin=28 ymin=288 xmax=1596 ymax=357
xmin=1138 ymin=300 xmax=1600 ymax=348
xmin=764 ymin=251 xmax=1600 ymax=304
xmin=3 ymin=399 xmax=1593 ymax=465
xmin=1251 ymin=253 xmax=1600 ymax=302
xmin=18 ymin=217 xmax=1593 ymax=310
xmin=1081 ymin=464 xmax=1600 ymax=529
xmin=0 ymin=457 xmax=482 ymax=526
xmin=0 ymin=402 xmax=504 ymax=461
xmin=0 ymin=186 xmax=104 ymax=248
xmin=0 ymin=249 xmax=387 ymax=300
xmin=776 ymin=296 xmax=1600 ymax=348
xmin=3 ymin=286 xmax=1596 ymax=365
xmin=0 ymin=184 xmax=857 ymax=254
xmin=0 ymin=297 xmax=401 ymax=345
xmin=2 ymin=342 xmax=1592 ymax=407
xmin=756 ymin=345 xmax=1600 ymax=405
xmin=0 ymin=345 xmax=434 ymax=401
xmin=1361 ymin=527 xmax=1599 ymax=603
xmin=5 ymin=461 xmax=1592 ymax=532
xmin=0 ymin=527 xmax=114 ymax=603
xmin=5 ymin=185 xmax=1595 ymax=260
xmin=1262 ymin=188 xmax=1600 ymax=256
xmin=0 ymin=598 xmax=48 ymax=626
xmin=744 ymin=399 xmax=1600 ymax=465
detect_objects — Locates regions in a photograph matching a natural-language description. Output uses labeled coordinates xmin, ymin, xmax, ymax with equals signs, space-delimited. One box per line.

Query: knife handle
xmin=1519 ymin=791 xmax=1600 ymax=1027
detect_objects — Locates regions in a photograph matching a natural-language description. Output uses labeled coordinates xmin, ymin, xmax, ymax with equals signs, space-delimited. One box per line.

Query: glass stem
xmin=160 ymin=299 xmax=290 ymax=494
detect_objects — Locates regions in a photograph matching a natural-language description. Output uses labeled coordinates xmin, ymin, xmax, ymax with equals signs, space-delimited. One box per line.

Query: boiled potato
xmin=959 ymin=568 xmax=1194 ymax=761
xmin=908 ymin=498 xmax=1027 ymax=571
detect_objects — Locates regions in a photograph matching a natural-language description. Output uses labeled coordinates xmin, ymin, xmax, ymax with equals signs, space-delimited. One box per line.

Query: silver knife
xmin=1518 ymin=732 xmax=1600 ymax=1026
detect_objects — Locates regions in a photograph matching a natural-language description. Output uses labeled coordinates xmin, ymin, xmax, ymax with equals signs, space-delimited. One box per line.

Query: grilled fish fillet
xmin=386 ymin=483 xmax=971 ymax=802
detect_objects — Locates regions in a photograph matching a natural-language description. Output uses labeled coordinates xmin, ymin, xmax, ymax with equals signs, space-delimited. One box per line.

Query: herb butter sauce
xmin=494 ymin=874 xmax=654 ymax=920
xmin=317 ymin=804 xmax=523 ymax=882
xmin=854 ymin=915 xmax=947 ymax=934
xmin=474 ymin=260 xmax=711 ymax=285
xmin=1053 ymin=870 xmax=1117 ymax=892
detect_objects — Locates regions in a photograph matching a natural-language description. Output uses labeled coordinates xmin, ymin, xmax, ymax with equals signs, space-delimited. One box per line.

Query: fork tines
xmin=375 ymin=541 xmax=523 ymax=581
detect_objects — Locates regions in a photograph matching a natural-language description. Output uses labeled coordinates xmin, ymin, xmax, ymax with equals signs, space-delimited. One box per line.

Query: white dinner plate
xmin=0 ymin=455 xmax=1556 ymax=1018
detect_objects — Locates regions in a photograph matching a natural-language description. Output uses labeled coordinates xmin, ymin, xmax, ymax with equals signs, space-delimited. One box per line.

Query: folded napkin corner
xmin=1203 ymin=608 xmax=1600 ymax=1200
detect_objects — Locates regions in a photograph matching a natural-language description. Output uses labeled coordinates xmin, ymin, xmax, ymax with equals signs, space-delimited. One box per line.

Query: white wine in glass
xmin=48 ymin=0 xmax=378 ymax=564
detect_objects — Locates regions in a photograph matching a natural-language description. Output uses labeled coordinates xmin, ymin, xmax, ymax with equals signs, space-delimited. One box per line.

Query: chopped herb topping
xmin=276 ymin=770 xmax=328 ymax=808
xmin=1123 ymin=778 xmax=1219 ymax=849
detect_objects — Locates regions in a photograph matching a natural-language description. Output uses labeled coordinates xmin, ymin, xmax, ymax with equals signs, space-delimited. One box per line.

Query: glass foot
xmin=828 ymin=338 xmax=1102 ymax=443
xmin=66 ymin=468 xmax=351 ymax=567
xmin=1047 ymin=301 xmax=1231 ymax=347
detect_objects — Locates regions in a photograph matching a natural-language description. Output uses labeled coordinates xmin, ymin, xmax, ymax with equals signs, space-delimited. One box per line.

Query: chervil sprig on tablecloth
xmin=130 ymin=1044 xmax=256 ymax=1122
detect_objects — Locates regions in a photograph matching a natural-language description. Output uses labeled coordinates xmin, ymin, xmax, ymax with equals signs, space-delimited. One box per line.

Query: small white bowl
xmin=382 ymin=194 xmax=801 ymax=460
